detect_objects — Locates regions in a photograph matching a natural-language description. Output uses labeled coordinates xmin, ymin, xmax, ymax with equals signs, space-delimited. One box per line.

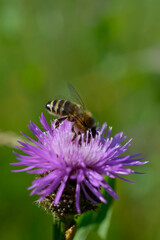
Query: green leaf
xmin=74 ymin=224 xmax=96 ymax=240
xmin=75 ymin=178 xmax=116 ymax=240
xmin=97 ymin=207 xmax=113 ymax=239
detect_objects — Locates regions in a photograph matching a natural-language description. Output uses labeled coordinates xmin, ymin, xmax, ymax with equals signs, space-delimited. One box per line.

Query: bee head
xmin=83 ymin=111 xmax=97 ymax=138
xmin=84 ymin=111 xmax=96 ymax=129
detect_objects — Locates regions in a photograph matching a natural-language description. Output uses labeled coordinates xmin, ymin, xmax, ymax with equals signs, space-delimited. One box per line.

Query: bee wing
xmin=67 ymin=83 xmax=86 ymax=110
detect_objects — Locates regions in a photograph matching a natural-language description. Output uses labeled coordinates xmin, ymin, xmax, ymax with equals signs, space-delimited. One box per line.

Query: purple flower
xmin=12 ymin=113 xmax=148 ymax=213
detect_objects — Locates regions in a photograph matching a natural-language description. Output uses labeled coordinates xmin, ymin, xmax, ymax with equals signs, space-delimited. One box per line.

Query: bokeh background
xmin=0 ymin=0 xmax=159 ymax=239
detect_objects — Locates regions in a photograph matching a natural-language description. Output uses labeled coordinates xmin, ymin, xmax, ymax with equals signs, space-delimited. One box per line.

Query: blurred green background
xmin=0 ymin=0 xmax=159 ymax=239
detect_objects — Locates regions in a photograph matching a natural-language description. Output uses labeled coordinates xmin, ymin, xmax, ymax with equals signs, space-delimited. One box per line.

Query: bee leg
xmin=91 ymin=127 xmax=97 ymax=138
xmin=67 ymin=116 xmax=75 ymax=122
xmin=55 ymin=117 xmax=67 ymax=128
xmin=78 ymin=131 xmax=83 ymax=145
xmin=83 ymin=131 xmax=87 ymax=143
xmin=71 ymin=124 xmax=77 ymax=141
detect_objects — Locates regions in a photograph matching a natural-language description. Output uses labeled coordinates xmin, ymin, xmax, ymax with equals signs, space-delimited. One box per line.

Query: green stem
xmin=53 ymin=215 xmax=65 ymax=240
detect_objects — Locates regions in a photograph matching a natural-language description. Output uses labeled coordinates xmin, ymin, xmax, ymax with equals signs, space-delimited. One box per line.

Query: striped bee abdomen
xmin=45 ymin=100 xmax=58 ymax=114
xmin=62 ymin=100 xmax=75 ymax=115
xmin=45 ymin=99 xmax=76 ymax=116
xmin=57 ymin=100 xmax=65 ymax=114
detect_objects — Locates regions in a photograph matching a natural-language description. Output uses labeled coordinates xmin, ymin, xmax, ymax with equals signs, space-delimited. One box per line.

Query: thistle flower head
xmin=12 ymin=113 xmax=148 ymax=214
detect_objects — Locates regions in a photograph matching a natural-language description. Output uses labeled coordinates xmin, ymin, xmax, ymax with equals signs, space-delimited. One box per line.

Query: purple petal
xmin=101 ymin=181 xmax=119 ymax=200
xmin=81 ymin=183 xmax=98 ymax=204
xmin=84 ymin=179 xmax=107 ymax=203
xmin=100 ymin=123 xmax=107 ymax=136
xmin=75 ymin=182 xmax=81 ymax=213
xmin=37 ymin=179 xmax=61 ymax=201
xmin=39 ymin=113 xmax=51 ymax=131
xmin=111 ymin=173 xmax=135 ymax=183
xmin=54 ymin=175 xmax=69 ymax=205
xmin=12 ymin=166 xmax=34 ymax=172
xmin=106 ymin=126 xmax=112 ymax=139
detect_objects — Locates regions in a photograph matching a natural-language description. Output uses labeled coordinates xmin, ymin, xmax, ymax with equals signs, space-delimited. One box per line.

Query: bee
xmin=45 ymin=84 xmax=96 ymax=140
